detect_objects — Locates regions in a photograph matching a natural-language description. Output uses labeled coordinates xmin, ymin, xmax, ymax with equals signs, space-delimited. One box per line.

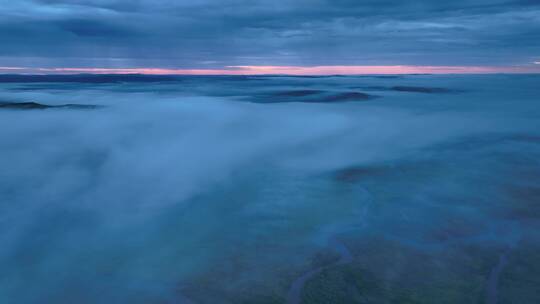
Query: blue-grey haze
xmin=0 ymin=74 xmax=539 ymax=303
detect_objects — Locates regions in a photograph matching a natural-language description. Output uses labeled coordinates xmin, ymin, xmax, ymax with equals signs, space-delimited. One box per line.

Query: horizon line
xmin=1 ymin=65 xmax=540 ymax=75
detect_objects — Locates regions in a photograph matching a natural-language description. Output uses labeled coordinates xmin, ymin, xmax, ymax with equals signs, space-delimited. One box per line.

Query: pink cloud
xmin=1 ymin=65 xmax=540 ymax=75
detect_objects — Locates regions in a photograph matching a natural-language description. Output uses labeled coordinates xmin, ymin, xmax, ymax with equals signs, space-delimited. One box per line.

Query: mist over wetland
xmin=1 ymin=74 xmax=539 ymax=303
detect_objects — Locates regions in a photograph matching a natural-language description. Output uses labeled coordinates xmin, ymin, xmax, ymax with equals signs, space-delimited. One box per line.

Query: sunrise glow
xmin=1 ymin=65 xmax=540 ymax=75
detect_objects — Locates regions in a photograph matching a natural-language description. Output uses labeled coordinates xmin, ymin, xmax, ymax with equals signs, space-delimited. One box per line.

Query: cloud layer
xmin=0 ymin=0 xmax=539 ymax=70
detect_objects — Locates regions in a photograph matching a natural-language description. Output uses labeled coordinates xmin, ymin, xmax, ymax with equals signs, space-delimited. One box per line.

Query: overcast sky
xmin=0 ymin=0 xmax=539 ymax=71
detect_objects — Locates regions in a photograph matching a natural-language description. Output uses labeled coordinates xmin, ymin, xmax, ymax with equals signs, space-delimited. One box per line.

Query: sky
xmin=0 ymin=0 xmax=539 ymax=74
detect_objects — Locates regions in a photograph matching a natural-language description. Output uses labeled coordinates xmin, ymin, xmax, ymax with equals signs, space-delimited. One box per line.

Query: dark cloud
xmin=54 ymin=19 xmax=137 ymax=37
xmin=0 ymin=0 xmax=539 ymax=68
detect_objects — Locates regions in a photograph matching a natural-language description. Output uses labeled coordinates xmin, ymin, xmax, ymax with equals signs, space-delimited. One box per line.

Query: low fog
xmin=1 ymin=75 xmax=539 ymax=303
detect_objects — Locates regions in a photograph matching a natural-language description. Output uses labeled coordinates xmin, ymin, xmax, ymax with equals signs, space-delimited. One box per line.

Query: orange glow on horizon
xmin=1 ymin=65 xmax=540 ymax=75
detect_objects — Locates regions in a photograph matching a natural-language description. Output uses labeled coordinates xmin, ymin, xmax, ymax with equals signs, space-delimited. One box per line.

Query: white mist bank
xmin=0 ymin=90 xmax=522 ymax=213
xmin=1 ymin=75 xmax=539 ymax=303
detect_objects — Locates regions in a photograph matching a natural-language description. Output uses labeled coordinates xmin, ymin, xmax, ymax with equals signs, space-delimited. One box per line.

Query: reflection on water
xmin=0 ymin=75 xmax=539 ymax=303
